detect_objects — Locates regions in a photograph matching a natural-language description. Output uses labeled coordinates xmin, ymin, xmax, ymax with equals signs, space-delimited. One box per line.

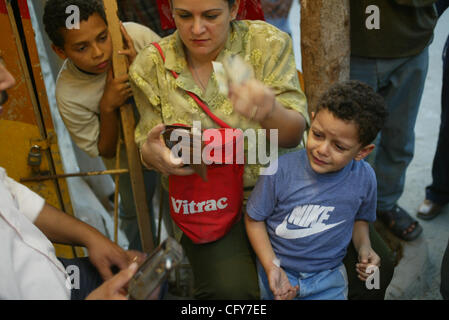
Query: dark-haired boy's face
xmin=306 ymin=109 xmax=374 ymax=174
xmin=52 ymin=13 xmax=112 ymax=74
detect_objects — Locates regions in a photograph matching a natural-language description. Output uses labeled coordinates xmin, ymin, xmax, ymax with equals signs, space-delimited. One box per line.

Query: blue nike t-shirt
xmin=247 ymin=149 xmax=377 ymax=274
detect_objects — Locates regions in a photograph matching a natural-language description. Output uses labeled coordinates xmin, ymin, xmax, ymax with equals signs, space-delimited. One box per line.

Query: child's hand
xmin=100 ymin=68 xmax=133 ymax=112
xmin=267 ymin=265 xmax=299 ymax=300
xmin=118 ymin=22 xmax=137 ymax=65
xmin=356 ymin=245 xmax=381 ymax=281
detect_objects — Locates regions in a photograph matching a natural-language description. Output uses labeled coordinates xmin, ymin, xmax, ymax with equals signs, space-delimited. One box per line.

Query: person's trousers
xmin=118 ymin=169 xmax=157 ymax=251
xmin=343 ymin=223 xmax=395 ymax=300
xmin=58 ymin=257 xmax=103 ymax=300
xmin=258 ymin=262 xmax=348 ymax=300
xmin=180 ymin=217 xmax=260 ymax=300
xmin=426 ymin=36 xmax=449 ymax=206
xmin=350 ymin=48 xmax=429 ymax=211
xmin=441 ymin=236 xmax=449 ymax=299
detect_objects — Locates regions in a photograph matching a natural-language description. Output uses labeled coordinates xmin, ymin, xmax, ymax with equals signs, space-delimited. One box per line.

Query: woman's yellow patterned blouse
xmin=130 ymin=20 xmax=308 ymax=189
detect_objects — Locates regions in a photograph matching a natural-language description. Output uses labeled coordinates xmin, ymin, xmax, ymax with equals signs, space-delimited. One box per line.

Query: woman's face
xmin=171 ymin=0 xmax=239 ymax=60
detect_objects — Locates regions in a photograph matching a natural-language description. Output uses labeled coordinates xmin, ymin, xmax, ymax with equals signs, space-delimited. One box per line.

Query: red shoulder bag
xmin=152 ymin=43 xmax=244 ymax=244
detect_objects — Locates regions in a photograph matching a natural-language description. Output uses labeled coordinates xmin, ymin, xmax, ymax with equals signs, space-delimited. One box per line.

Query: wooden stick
xmin=114 ymin=125 xmax=122 ymax=244
xmin=300 ymin=0 xmax=350 ymax=115
xmin=103 ymin=0 xmax=155 ymax=253
xmin=20 ymin=168 xmax=129 ymax=182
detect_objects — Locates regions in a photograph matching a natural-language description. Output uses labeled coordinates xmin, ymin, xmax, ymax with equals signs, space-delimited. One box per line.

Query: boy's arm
xmin=352 ymin=220 xmax=381 ymax=281
xmin=97 ymin=23 xmax=147 ymax=158
xmin=352 ymin=220 xmax=371 ymax=252
xmin=244 ymin=213 xmax=298 ymax=299
xmin=97 ymin=68 xmax=133 ymax=158
xmin=244 ymin=213 xmax=277 ymax=271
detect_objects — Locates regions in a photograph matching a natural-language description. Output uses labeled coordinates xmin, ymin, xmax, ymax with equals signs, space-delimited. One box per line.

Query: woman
xmin=130 ymin=0 xmax=308 ymax=299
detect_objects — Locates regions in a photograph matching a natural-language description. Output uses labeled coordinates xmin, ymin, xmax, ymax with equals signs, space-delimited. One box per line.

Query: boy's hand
xmin=267 ymin=265 xmax=299 ymax=300
xmin=356 ymin=245 xmax=381 ymax=281
xmin=118 ymin=22 xmax=137 ymax=65
xmin=100 ymin=68 xmax=133 ymax=113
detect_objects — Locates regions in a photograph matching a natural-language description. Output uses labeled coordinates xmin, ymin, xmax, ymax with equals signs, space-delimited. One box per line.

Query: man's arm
xmin=34 ymin=203 xmax=142 ymax=280
xmin=34 ymin=203 xmax=102 ymax=246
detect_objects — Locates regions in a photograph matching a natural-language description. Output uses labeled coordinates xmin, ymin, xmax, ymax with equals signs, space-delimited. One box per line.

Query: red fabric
xmin=152 ymin=42 xmax=245 ymax=243
xmin=17 ymin=0 xmax=30 ymax=19
xmin=156 ymin=0 xmax=265 ymax=30
xmin=0 ymin=0 xmax=30 ymax=19
xmin=168 ymin=129 xmax=244 ymax=244
xmin=0 ymin=1 xmax=6 ymax=15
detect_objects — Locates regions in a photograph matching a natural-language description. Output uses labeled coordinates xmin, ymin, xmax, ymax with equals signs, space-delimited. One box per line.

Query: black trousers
xmin=343 ymin=223 xmax=395 ymax=300
xmin=58 ymin=257 xmax=103 ymax=300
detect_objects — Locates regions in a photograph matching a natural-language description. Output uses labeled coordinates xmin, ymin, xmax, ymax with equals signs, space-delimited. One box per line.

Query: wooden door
xmin=0 ymin=0 xmax=82 ymax=258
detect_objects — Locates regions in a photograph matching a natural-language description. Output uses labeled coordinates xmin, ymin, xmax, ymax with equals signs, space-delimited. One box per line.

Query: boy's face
xmin=306 ymin=109 xmax=374 ymax=174
xmin=52 ymin=13 xmax=112 ymax=74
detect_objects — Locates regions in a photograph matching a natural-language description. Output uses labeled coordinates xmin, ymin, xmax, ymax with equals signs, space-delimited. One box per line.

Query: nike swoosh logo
xmin=275 ymin=215 xmax=345 ymax=239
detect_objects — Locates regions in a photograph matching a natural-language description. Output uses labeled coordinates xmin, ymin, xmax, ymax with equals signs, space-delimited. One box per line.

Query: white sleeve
xmin=5 ymin=176 xmax=45 ymax=223
xmin=123 ymin=22 xmax=161 ymax=53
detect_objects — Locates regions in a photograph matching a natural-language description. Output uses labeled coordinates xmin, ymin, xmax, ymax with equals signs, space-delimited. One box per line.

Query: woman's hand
xmin=140 ymin=124 xmax=195 ymax=176
xmin=229 ymin=79 xmax=276 ymax=123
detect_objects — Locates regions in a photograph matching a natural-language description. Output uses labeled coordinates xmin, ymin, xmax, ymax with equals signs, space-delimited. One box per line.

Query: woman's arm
xmin=34 ymin=203 xmax=142 ymax=280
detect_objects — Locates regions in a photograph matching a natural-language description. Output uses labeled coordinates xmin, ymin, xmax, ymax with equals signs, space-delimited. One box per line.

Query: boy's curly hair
xmin=43 ymin=0 xmax=107 ymax=48
xmin=315 ymin=80 xmax=388 ymax=146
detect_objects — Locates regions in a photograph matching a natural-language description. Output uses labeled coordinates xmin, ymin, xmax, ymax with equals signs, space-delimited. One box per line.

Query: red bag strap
xmin=152 ymin=42 xmax=231 ymax=129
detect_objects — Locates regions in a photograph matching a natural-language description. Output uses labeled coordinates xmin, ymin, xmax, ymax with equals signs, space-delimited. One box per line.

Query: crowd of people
xmin=0 ymin=0 xmax=448 ymax=300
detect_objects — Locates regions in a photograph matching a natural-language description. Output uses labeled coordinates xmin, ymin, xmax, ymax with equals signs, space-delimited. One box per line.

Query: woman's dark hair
xmin=43 ymin=0 xmax=107 ymax=48
xmin=170 ymin=0 xmax=236 ymax=8
xmin=315 ymin=80 xmax=388 ymax=146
